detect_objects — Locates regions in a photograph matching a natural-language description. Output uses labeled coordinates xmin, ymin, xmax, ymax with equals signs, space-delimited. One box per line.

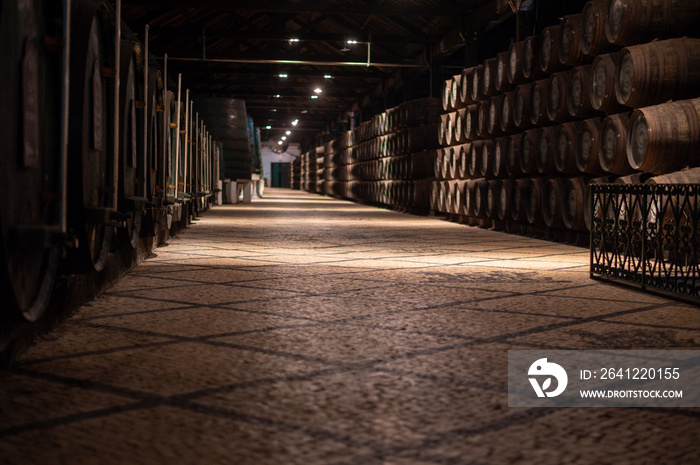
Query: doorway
xmin=271 ymin=162 xmax=291 ymax=188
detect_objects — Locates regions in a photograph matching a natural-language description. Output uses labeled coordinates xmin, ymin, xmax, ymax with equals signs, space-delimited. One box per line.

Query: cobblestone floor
xmin=1 ymin=188 xmax=699 ymax=465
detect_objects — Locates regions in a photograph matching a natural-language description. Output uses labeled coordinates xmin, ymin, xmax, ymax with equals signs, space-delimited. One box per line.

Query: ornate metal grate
xmin=590 ymin=183 xmax=700 ymax=304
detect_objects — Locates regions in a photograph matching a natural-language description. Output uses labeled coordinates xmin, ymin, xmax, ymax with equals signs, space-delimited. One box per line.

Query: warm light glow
xmin=314 ymin=88 xmax=322 ymax=93
xmin=285 ymin=131 xmax=291 ymax=135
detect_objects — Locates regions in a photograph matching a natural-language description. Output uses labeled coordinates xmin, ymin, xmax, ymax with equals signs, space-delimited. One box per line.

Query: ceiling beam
xmin=123 ymin=0 xmax=472 ymax=17
xmin=146 ymin=27 xmax=429 ymax=44
xmin=170 ymin=65 xmax=386 ymax=80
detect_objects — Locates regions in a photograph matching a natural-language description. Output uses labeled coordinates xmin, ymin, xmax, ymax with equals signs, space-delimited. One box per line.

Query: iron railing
xmin=590 ymin=183 xmax=700 ymax=304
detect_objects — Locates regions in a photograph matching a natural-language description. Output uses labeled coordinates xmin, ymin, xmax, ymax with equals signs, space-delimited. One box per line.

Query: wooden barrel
xmin=486 ymin=180 xmax=501 ymax=219
xmin=0 ymin=0 xmax=64 ymax=320
xmin=581 ymin=0 xmax=617 ymax=56
xmin=542 ymin=177 xmax=567 ymax=229
xmin=546 ymin=72 xmax=571 ymax=123
xmin=646 ymin=167 xmax=700 ymax=185
xmin=555 ymin=123 xmax=580 ymax=175
xmin=473 ymin=178 xmax=490 ymax=218
xmin=500 ymin=91 xmax=517 ymax=134
xmin=453 ymin=108 xmax=468 ymax=144
xmin=536 ymin=126 xmax=558 ymax=175
xmin=65 ymin=0 xmax=116 ymax=273
xmin=523 ymin=35 xmax=546 ymax=81
xmin=606 ymin=0 xmax=700 ymax=47
xmin=540 ymin=25 xmax=566 ymax=74
xmin=460 ymin=67 xmax=476 ymax=106
xmin=584 ymin=175 xmax=616 ymax=231
xmin=496 ymin=51 xmax=512 ymax=93
xmin=558 ymin=14 xmax=586 ymax=66
xmin=511 ymin=178 xmax=530 ymax=222
xmin=469 ymin=140 xmax=484 ymax=178
xmin=563 ymin=176 xmax=592 ymax=231
xmin=434 ymin=148 xmax=445 ymax=179
xmin=480 ymin=139 xmax=495 ymax=178
xmin=471 ymin=65 xmax=486 ymax=102
xmin=520 ymin=129 xmax=539 ymax=175
xmin=590 ymin=52 xmax=625 ymax=113
xmin=627 ymin=98 xmax=700 ymax=174
xmin=457 ymin=143 xmax=471 ymax=179
xmin=497 ymin=179 xmax=516 ymax=221
xmin=431 ymin=179 xmax=441 ymax=210
xmin=463 ymin=104 xmax=478 ymax=141
xmin=514 ymin=83 xmax=534 ymax=129
xmin=453 ymin=180 xmax=469 ymax=215
xmin=615 ymin=38 xmax=700 ymax=109
xmin=599 ymin=113 xmax=635 ymax=175
xmin=508 ymin=40 xmax=527 ymax=85
xmin=439 ymin=113 xmax=449 ymax=146
xmin=506 ymin=133 xmax=524 ymax=177
xmin=488 ymin=95 xmax=504 ymax=136
xmin=482 ymin=57 xmax=498 ymax=97
xmin=446 ymin=111 xmax=458 ymax=146
xmin=442 ymin=78 xmax=454 ymax=111
xmin=450 ymin=74 xmax=464 ymax=110
xmin=444 ymin=180 xmax=456 ymax=214
xmin=445 ymin=146 xmax=457 ymax=180
xmin=493 ymin=137 xmax=509 ymax=179
xmin=529 ymin=79 xmax=549 ymax=126
xmin=567 ymin=65 xmax=598 ymax=119
xmin=476 ymin=100 xmax=490 ymax=138
xmin=575 ymin=117 xmax=605 ymax=175
xmin=525 ymin=178 xmax=546 ymax=225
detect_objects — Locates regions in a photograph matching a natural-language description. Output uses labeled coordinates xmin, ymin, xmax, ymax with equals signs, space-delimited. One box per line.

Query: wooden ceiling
xmin=120 ymin=0 xmax=500 ymax=147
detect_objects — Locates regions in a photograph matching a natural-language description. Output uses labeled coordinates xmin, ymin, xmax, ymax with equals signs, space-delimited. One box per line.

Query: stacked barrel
xmin=299 ymin=98 xmax=441 ymax=212
xmin=291 ymin=158 xmax=301 ymax=190
xmin=437 ymin=0 xmax=700 ymax=242
xmin=300 ymin=146 xmax=324 ymax=192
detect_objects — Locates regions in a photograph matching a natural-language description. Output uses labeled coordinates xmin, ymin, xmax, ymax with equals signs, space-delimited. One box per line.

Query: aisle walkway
xmin=1 ymin=188 xmax=699 ymax=464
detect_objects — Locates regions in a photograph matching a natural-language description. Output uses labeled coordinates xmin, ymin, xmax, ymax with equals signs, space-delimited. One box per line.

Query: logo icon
xmin=528 ymin=358 xmax=568 ymax=397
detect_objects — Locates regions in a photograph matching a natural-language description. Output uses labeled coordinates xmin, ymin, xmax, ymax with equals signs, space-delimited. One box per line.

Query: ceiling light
xmin=314 ymin=88 xmax=322 ymax=93
xmin=265 ymin=125 xmax=272 ymax=129
xmin=274 ymin=94 xmax=281 ymax=98
xmin=279 ymin=73 xmax=288 ymax=78
xmin=285 ymin=131 xmax=291 ymax=135
xmin=292 ymin=119 xmax=299 ymax=126
xmin=324 ymin=74 xmax=332 ymax=79
xmin=289 ymin=38 xmax=299 ymax=43
xmin=347 ymin=40 xmax=358 ymax=45
xmin=281 ymin=136 xmax=287 ymax=141
xmin=311 ymin=95 xmax=319 ymax=99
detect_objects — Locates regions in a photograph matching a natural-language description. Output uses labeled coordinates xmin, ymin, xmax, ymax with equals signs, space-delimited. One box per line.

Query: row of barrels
xmin=441 ymin=39 xmax=700 ymax=147
xmin=291 ymin=158 xmax=301 ymax=190
xmin=436 ymin=97 xmax=700 ymax=183
xmin=323 ymin=152 xmax=436 ymax=182
xmin=432 ymin=176 xmax=593 ymax=233
xmin=443 ymin=0 xmax=700 ymax=112
xmin=350 ymin=98 xmax=442 ymax=144
xmin=1 ymin=0 xmax=221 ymax=324
xmin=321 ymin=181 xmax=432 ymax=211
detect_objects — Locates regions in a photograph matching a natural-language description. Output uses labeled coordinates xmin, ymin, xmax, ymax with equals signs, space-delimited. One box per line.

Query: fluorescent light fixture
xmin=347 ymin=40 xmax=358 ymax=44
xmin=292 ymin=119 xmax=299 ymax=126
xmin=265 ymin=125 xmax=272 ymax=129
xmin=281 ymin=136 xmax=287 ymax=141
xmin=324 ymin=74 xmax=332 ymax=79
xmin=285 ymin=131 xmax=291 ymax=135
xmin=289 ymin=38 xmax=299 ymax=42
xmin=314 ymin=88 xmax=322 ymax=93
xmin=274 ymin=94 xmax=281 ymax=98
xmin=311 ymin=95 xmax=319 ymax=99
xmin=279 ymin=73 xmax=288 ymax=78
xmin=278 ymin=140 xmax=284 ymax=145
